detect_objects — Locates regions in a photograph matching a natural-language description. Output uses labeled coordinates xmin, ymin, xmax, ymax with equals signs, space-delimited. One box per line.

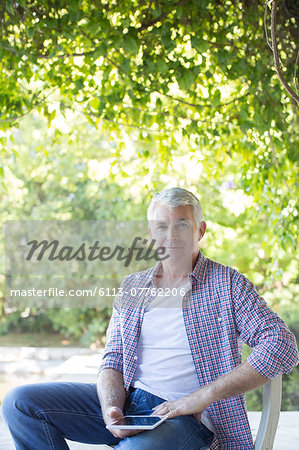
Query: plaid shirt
xmin=100 ymin=252 xmax=299 ymax=449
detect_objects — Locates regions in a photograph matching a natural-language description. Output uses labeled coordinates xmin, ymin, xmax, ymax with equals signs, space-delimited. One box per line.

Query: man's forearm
xmin=153 ymin=360 xmax=269 ymax=418
xmin=203 ymin=360 xmax=269 ymax=405
xmin=97 ymin=368 xmax=126 ymax=419
xmin=189 ymin=360 xmax=269 ymax=413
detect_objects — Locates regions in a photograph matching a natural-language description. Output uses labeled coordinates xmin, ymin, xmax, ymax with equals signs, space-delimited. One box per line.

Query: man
xmin=2 ymin=187 xmax=299 ymax=449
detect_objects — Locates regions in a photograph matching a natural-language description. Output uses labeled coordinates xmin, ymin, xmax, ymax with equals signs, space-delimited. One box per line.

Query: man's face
xmin=148 ymin=204 xmax=205 ymax=263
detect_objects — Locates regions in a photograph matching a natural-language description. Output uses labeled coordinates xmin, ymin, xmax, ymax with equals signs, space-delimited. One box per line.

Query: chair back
xmin=254 ymin=375 xmax=282 ymax=450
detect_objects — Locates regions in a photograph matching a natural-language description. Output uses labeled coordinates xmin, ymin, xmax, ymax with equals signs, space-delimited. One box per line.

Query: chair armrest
xmin=254 ymin=375 xmax=282 ymax=450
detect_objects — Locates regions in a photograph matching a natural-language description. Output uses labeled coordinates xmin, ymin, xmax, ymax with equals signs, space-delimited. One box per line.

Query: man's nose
xmin=167 ymin=225 xmax=178 ymax=241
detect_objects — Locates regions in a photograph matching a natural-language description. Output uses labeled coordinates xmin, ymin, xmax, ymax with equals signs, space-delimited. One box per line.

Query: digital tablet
xmin=106 ymin=414 xmax=169 ymax=430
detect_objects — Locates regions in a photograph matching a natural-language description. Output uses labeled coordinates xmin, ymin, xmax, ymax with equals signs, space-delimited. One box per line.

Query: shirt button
xmin=133 ymin=355 xmax=138 ymax=360
xmin=218 ymin=317 xmax=222 ymax=322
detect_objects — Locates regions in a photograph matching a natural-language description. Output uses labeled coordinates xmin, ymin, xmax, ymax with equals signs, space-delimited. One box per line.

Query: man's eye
xmin=157 ymin=225 xmax=167 ymax=230
xmin=178 ymin=223 xmax=188 ymax=227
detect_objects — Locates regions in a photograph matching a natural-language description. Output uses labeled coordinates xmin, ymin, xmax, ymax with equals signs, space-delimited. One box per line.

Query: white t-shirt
xmin=132 ymin=285 xmax=215 ymax=433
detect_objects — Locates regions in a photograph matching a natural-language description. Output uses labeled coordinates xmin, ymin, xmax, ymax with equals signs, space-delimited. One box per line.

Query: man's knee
xmin=2 ymin=386 xmax=21 ymax=423
xmin=1 ymin=384 xmax=38 ymax=423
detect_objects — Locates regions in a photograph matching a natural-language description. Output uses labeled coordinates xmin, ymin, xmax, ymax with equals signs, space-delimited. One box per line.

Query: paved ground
xmin=0 ymin=346 xmax=298 ymax=449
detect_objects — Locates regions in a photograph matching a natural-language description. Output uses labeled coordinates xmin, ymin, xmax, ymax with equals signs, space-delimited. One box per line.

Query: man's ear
xmin=198 ymin=221 xmax=207 ymax=241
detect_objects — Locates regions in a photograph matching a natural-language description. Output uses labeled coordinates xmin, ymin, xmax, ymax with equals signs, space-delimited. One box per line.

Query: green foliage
xmin=0 ymin=0 xmax=297 ymax=268
xmin=0 ymin=112 xmax=146 ymax=346
xmin=46 ymin=308 xmax=111 ymax=345
xmin=0 ymin=309 xmax=54 ymax=336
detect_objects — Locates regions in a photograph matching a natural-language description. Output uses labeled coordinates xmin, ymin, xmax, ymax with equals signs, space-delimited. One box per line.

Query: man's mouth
xmin=165 ymin=246 xmax=183 ymax=249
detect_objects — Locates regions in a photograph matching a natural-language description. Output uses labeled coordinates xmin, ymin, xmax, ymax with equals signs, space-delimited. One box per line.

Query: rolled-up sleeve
xmin=232 ymin=271 xmax=299 ymax=379
xmin=98 ymin=302 xmax=123 ymax=374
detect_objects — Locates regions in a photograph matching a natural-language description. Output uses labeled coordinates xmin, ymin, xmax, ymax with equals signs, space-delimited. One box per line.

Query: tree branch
xmin=294 ymin=50 xmax=299 ymax=95
xmin=271 ymin=0 xmax=299 ymax=103
xmin=160 ymin=91 xmax=250 ymax=109
xmin=3 ymin=44 xmax=94 ymax=60
xmin=85 ymin=110 xmax=162 ymax=133
xmin=37 ymin=50 xmax=94 ymax=59
xmin=0 ymin=87 xmax=57 ymax=123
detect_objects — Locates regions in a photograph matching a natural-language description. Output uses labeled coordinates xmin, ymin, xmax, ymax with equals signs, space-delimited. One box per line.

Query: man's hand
xmin=152 ymin=394 xmax=206 ymax=420
xmin=104 ymin=406 xmax=143 ymax=439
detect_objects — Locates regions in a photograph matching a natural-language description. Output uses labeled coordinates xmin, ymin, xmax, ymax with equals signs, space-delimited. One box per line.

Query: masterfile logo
xmin=25 ymin=237 xmax=167 ymax=267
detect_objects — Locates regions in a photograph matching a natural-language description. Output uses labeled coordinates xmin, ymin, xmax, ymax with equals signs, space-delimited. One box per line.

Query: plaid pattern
xmin=100 ymin=252 xmax=299 ymax=449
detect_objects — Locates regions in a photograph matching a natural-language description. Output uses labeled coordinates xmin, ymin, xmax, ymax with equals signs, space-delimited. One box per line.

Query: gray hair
xmin=147 ymin=187 xmax=204 ymax=227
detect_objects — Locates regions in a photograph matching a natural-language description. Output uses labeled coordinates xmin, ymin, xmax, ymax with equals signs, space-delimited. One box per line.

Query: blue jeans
xmin=1 ymin=382 xmax=214 ymax=450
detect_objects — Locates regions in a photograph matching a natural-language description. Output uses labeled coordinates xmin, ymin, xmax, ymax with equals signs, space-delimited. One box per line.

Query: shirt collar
xmin=190 ymin=251 xmax=208 ymax=283
xmin=145 ymin=251 xmax=207 ymax=285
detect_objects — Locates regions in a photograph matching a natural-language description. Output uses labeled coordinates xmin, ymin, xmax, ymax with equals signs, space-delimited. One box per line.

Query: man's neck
xmin=155 ymin=250 xmax=199 ymax=288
